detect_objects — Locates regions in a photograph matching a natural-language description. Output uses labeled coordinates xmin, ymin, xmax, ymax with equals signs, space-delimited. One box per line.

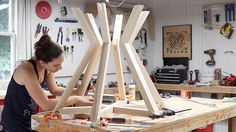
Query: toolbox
xmin=155 ymin=58 xmax=188 ymax=84
xmin=156 ymin=68 xmax=187 ymax=84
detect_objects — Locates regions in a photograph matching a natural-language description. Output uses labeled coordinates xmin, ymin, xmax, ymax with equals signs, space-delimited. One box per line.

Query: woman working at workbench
xmin=1 ymin=34 xmax=94 ymax=132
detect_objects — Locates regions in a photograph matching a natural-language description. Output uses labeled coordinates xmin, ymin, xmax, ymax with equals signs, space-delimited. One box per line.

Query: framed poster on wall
xmin=162 ymin=24 xmax=192 ymax=59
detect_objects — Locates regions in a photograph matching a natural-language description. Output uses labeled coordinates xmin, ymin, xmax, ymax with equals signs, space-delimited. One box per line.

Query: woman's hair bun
xmin=35 ymin=34 xmax=52 ymax=50
xmin=34 ymin=34 xmax=63 ymax=63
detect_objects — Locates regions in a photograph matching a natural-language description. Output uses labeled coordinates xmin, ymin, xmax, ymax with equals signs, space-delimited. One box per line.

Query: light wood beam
xmin=77 ymin=14 xmax=103 ymax=95
xmin=111 ymin=14 xmax=126 ymax=100
xmin=121 ymin=43 xmax=159 ymax=114
xmin=52 ymin=8 xmax=103 ymax=113
xmin=90 ymin=3 xmax=111 ymax=123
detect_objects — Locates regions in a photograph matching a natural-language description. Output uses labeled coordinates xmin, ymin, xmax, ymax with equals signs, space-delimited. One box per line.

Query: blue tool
xmin=225 ymin=4 xmax=230 ymax=21
xmin=225 ymin=3 xmax=235 ymax=21
xmin=230 ymin=4 xmax=235 ymax=21
xmin=204 ymin=10 xmax=208 ymax=23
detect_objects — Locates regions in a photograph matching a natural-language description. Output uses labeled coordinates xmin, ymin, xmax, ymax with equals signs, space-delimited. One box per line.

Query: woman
xmin=1 ymin=35 xmax=93 ymax=131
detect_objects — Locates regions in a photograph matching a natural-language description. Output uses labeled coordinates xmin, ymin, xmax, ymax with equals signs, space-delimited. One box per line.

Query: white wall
xmin=25 ymin=0 xmax=236 ymax=84
xmin=154 ymin=0 xmax=236 ymax=82
xmin=30 ymin=0 xmax=136 ymax=85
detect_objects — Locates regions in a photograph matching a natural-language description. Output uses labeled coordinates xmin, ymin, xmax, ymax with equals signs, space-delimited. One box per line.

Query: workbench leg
xmin=229 ymin=117 xmax=236 ymax=132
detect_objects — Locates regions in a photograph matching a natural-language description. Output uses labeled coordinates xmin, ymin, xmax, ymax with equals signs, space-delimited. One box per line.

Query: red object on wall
xmin=35 ymin=1 xmax=52 ymax=19
xmin=194 ymin=124 xmax=213 ymax=132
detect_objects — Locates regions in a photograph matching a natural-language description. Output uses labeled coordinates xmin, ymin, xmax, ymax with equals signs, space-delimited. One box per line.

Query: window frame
xmin=0 ymin=0 xmax=16 ymax=81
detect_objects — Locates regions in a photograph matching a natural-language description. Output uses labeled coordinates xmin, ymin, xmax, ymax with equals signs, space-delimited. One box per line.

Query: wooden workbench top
xmin=32 ymin=96 xmax=236 ymax=132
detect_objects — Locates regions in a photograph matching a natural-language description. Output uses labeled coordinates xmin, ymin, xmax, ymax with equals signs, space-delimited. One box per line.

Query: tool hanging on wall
xmin=139 ymin=28 xmax=147 ymax=49
xmin=66 ymin=28 xmax=70 ymax=42
xmin=60 ymin=6 xmax=67 ymax=16
xmin=78 ymin=28 xmax=83 ymax=42
xmin=63 ymin=45 xmax=67 ymax=53
xmin=214 ymin=14 xmax=220 ymax=26
xmin=72 ymin=28 xmax=77 ymax=42
xmin=57 ymin=27 xmax=63 ymax=45
xmin=35 ymin=23 xmax=42 ymax=38
xmin=42 ymin=26 xmax=49 ymax=35
xmin=203 ymin=9 xmax=213 ymax=30
xmin=220 ymin=22 xmax=234 ymax=39
xmin=71 ymin=45 xmax=74 ymax=62
xmin=204 ymin=49 xmax=216 ymax=66
xmin=55 ymin=17 xmax=78 ymax=23
xmin=225 ymin=3 xmax=235 ymax=22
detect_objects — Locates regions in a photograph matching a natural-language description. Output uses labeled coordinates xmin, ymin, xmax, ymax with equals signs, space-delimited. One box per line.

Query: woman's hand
xmin=71 ymin=96 xmax=94 ymax=106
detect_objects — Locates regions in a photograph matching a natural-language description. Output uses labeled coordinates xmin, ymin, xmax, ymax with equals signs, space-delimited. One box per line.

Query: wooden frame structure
xmin=52 ymin=2 xmax=164 ymax=125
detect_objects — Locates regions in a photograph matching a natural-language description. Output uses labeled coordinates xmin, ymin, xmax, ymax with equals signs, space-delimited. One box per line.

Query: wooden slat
xmin=99 ymin=101 xmax=126 ymax=117
xmin=111 ymin=14 xmax=126 ymax=100
xmin=113 ymin=106 xmax=151 ymax=117
xmin=90 ymin=3 xmax=111 ymax=123
xmin=59 ymin=106 xmax=92 ymax=115
xmin=77 ymin=48 xmax=101 ymax=95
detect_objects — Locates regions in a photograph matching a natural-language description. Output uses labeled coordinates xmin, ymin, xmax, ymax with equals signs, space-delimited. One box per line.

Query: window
xmin=0 ymin=0 xmax=15 ymax=80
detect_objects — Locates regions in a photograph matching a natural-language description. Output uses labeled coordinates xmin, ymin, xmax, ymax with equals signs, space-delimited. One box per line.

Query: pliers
xmin=57 ymin=27 xmax=63 ymax=45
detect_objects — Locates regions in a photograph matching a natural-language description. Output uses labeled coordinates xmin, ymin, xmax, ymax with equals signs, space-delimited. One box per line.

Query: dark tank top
xmin=1 ymin=59 xmax=47 ymax=132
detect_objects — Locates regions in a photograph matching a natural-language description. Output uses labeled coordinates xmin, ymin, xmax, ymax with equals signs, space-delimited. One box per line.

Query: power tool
xmin=220 ymin=22 xmax=234 ymax=39
xmin=223 ymin=71 xmax=236 ymax=86
xmin=204 ymin=49 xmax=216 ymax=66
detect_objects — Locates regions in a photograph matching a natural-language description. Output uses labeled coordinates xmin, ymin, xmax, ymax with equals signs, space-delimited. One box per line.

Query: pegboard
xmin=31 ymin=0 xmax=129 ymax=77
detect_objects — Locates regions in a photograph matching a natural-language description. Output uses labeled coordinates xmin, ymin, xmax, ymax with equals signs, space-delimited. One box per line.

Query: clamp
xmin=43 ymin=111 xmax=62 ymax=128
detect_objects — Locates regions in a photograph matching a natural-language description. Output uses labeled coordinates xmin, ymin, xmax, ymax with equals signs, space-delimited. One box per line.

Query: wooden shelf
xmin=155 ymin=83 xmax=236 ymax=94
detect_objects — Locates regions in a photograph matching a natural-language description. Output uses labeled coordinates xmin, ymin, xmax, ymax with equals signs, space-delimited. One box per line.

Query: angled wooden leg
xmin=121 ymin=5 xmax=163 ymax=109
xmin=123 ymin=11 xmax=163 ymax=107
xmin=90 ymin=3 xmax=111 ymax=122
xmin=111 ymin=14 xmax=126 ymax=100
xmin=53 ymin=8 xmax=103 ymax=113
xmin=121 ymin=43 xmax=159 ymax=114
xmin=77 ymin=14 xmax=104 ymax=95
xmin=77 ymin=47 xmax=101 ymax=95
xmin=120 ymin=5 xmax=163 ymax=113
xmin=52 ymin=45 xmax=97 ymax=113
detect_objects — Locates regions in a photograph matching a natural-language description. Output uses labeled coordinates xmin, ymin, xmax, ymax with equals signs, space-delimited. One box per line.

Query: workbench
xmin=32 ymin=96 xmax=236 ymax=132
